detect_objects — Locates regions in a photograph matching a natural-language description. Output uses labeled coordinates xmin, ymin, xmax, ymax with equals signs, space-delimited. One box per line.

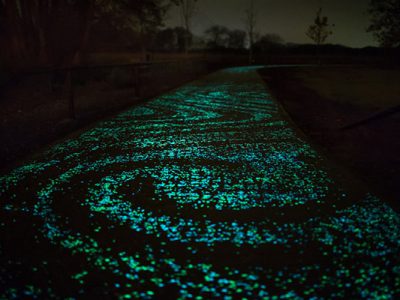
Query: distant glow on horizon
xmin=1 ymin=66 xmax=399 ymax=299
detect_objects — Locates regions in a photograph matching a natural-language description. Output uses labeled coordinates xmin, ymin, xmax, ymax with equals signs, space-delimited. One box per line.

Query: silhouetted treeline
xmin=0 ymin=0 xmax=175 ymax=70
xmin=1 ymin=0 xmax=399 ymax=73
xmin=275 ymin=43 xmax=400 ymax=58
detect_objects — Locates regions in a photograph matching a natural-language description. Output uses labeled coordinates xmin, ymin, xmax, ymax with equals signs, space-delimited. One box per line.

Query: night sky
xmin=166 ymin=0 xmax=376 ymax=48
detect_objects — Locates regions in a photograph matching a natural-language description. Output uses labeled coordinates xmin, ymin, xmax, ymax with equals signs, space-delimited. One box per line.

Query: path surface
xmin=1 ymin=66 xmax=399 ymax=299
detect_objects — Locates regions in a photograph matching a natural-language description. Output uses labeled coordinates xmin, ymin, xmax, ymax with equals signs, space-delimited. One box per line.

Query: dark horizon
xmin=167 ymin=0 xmax=376 ymax=48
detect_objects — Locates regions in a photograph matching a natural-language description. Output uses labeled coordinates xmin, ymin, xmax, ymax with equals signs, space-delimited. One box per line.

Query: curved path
xmin=1 ymin=66 xmax=399 ymax=299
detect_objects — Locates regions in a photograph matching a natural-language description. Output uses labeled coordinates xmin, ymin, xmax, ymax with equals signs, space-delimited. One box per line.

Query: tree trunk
xmin=72 ymin=2 xmax=94 ymax=66
xmin=139 ymin=23 xmax=148 ymax=62
xmin=66 ymin=70 xmax=76 ymax=120
xmin=38 ymin=27 xmax=48 ymax=65
xmin=184 ymin=20 xmax=190 ymax=55
xmin=249 ymin=33 xmax=254 ymax=64
xmin=316 ymin=43 xmax=321 ymax=65
xmin=5 ymin=1 xmax=26 ymax=68
xmin=64 ymin=1 xmax=94 ymax=120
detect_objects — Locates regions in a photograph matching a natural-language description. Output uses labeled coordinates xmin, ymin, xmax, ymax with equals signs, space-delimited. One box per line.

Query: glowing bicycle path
xmin=1 ymin=66 xmax=399 ymax=299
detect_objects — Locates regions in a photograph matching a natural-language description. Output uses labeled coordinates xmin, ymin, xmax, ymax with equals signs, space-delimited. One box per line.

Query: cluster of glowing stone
xmin=0 ymin=66 xmax=399 ymax=299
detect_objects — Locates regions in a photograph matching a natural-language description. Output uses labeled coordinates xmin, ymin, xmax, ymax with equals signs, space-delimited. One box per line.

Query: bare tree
xmin=0 ymin=0 xmax=171 ymax=119
xmin=175 ymin=0 xmax=198 ymax=54
xmin=0 ymin=0 xmax=171 ymax=68
xmin=245 ymin=0 xmax=257 ymax=64
xmin=306 ymin=8 xmax=334 ymax=64
xmin=0 ymin=0 xmax=96 ymax=69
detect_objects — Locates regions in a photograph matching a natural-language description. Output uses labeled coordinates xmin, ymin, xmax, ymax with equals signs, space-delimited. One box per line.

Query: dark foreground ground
xmin=259 ymin=66 xmax=400 ymax=210
xmin=1 ymin=66 xmax=399 ymax=299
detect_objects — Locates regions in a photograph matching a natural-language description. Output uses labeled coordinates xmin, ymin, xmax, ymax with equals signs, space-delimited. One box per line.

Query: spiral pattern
xmin=1 ymin=66 xmax=399 ymax=299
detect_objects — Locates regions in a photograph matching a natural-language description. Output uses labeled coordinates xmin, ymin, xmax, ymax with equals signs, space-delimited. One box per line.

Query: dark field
xmin=259 ymin=66 xmax=400 ymax=209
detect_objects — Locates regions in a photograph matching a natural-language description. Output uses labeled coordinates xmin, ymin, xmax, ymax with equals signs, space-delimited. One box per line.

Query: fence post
xmin=66 ymin=70 xmax=76 ymax=119
xmin=134 ymin=65 xmax=141 ymax=98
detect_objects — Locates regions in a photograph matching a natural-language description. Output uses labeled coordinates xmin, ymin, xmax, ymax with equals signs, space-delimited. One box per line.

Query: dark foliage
xmin=204 ymin=26 xmax=246 ymax=50
xmin=367 ymin=0 xmax=400 ymax=47
xmin=254 ymin=34 xmax=285 ymax=53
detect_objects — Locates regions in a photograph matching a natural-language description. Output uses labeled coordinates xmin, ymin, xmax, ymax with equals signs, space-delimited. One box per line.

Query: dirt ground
xmin=259 ymin=65 xmax=400 ymax=210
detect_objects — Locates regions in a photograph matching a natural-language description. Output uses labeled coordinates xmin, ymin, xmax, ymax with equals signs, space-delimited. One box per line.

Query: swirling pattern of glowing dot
xmin=0 ymin=66 xmax=399 ymax=299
